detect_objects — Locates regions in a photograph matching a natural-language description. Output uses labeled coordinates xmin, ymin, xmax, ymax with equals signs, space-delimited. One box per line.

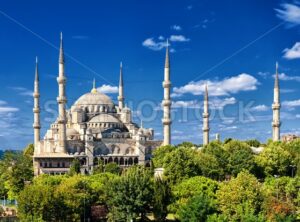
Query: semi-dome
xmin=74 ymin=91 xmax=114 ymax=106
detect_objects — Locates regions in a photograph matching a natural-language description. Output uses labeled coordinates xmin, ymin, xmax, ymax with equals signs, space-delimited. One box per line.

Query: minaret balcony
xmin=118 ymin=96 xmax=124 ymax=101
xmin=33 ymin=108 xmax=40 ymax=113
xmin=162 ymin=81 xmax=171 ymax=88
xmin=162 ymin=100 xmax=171 ymax=106
xmin=57 ymin=118 xmax=67 ymax=124
xmin=33 ymin=92 xmax=40 ymax=98
xmin=57 ymin=97 xmax=67 ymax=103
xmin=33 ymin=123 xmax=41 ymax=129
xmin=57 ymin=76 xmax=66 ymax=84
xmin=202 ymin=127 xmax=210 ymax=131
xmin=272 ymin=121 xmax=281 ymax=127
xmin=202 ymin=113 xmax=209 ymax=118
xmin=272 ymin=103 xmax=281 ymax=109
xmin=162 ymin=118 xmax=172 ymax=125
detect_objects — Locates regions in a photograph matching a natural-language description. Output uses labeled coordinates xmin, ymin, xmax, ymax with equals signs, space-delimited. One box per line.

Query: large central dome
xmin=74 ymin=91 xmax=114 ymax=106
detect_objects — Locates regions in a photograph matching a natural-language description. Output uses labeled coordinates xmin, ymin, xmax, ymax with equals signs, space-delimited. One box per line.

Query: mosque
xmin=33 ymin=34 xmax=281 ymax=176
xmin=33 ymin=34 xmax=165 ymax=175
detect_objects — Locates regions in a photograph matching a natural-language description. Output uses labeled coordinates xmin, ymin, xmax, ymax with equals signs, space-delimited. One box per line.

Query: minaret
xmin=162 ymin=40 xmax=172 ymax=145
xmin=203 ymin=84 xmax=210 ymax=145
xmin=56 ymin=32 xmax=67 ymax=153
xmin=272 ymin=62 xmax=281 ymax=141
xmin=118 ymin=62 xmax=125 ymax=109
xmin=33 ymin=57 xmax=41 ymax=150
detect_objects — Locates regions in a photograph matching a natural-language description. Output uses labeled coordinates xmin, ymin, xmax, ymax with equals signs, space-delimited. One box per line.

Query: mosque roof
xmin=74 ymin=91 xmax=114 ymax=106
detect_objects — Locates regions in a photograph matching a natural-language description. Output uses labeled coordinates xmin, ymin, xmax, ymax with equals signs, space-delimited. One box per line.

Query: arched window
xmin=128 ymin=158 xmax=133 ymax=165
xmin=114 ymin=158 xmax=119 ymax=164
xmin=120 ymin=157 xmax=124 ymax=165
xmin=134 ymin=157 xmax=139 ymax=164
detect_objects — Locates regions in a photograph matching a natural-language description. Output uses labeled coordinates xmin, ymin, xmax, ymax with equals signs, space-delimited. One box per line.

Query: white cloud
xmin=221 ymin=125 xmax=238 ymax=131
xmin=97 ymin=84 xmax=118 ymax=94
xmin=0 ymin=100 xmax=19 ymax=113
xmin=277 ymin=72 xmax=300 ymax=81
xmin=9 ymin=86 xmax=33 ymax=96
xmin=281 ymin=89 xmax=296 ymax=93
xmin=276 ymin=3 xmax=300 ymax=27
xmin=169 ymin=35 xmax=190 ymax=42
xmin=282 ymin=99 xmax=300 ymax=108
xmin=257 ymin=71 xmax=269 ymax=79
xmin=250 ymin=105 xmax=269 ymax=112
xmin=142 ymin=38 xmax=167 ymax=51
xmin=171 ymin=25 xmax=182 ymax=31
xmin=172 ymin=73 xmax=259 ymax=97
xmin=211 ymin=97 xmax=237 ymax=109
xmin=142 ymin=36 xmax=186 ymax=51
xmin=283 ymin=42 xmax=300 ymax=59
xmin=166 ymin=97 xmax=236 ymax=110
xmin=172 ymin=100 xmax=200 ymax=109
xmin=0 ymin=107 xmax=19 ymax=113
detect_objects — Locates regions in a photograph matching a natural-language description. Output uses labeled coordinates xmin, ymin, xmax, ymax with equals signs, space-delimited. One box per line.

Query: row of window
xmin=87 ymin=123 xmax=122 ymax=128
xmin=40 ymin=162 xmax=67 ymax=168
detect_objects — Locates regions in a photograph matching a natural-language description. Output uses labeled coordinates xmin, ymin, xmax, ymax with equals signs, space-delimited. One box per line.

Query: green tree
xmin=216 ymin=171 xmax=262 ymax=221
xmin=93 ymin=159 xmax=104 ymax=174
xmin=256 ymin=142 xmax=292 ymax=177
xmin=160 ymin=147 xmax=202 ymax=185
xmin=171 ymin=176 xmax=219 ymax=217
xmin=69 ymin=158 xmax=81 ymax=175
xmin=106 ymin=166 xmax=153 ymax=221
xmin=224 ymin=140 xmax=255 ymax=176
xmin=18 ymin=183 xmax=63 ymax=221
xmin=245 ymin=139 xmax=261 ymax=148
xmin=152 ymin=145 xmax=176 ymax=168
xmin=23 ymin=144 xmax=34 ymax=157
xmin=176 ymin=142 xmax=196 ymax=148
xmin=5 ymin=150 xmax=33 ymax=199
xmin=202 ymin=141 xmax=228 ymax=179
xmin=153 ymin=178 xmax=171 ymax=222
xmin=283 ymin=139 xmax=300 ymax=176
xmin=86 ymin=173 xmax=118 ymax=205
xmin=55 ymin=174 xmax=93 ymax=221
xmin=261 ymin=176 xmax=299 ymax=220
xmin=104 ymin=162 xmax=121 ymax=175
xmin=178 ymin=194 xmax=217 ymax=222
xmin=198 ymin=152 xmax=222 ymax=180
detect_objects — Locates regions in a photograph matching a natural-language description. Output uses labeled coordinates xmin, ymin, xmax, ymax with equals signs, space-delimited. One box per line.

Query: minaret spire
xmin=118 ymin=62 xmax=125 ymax=109
xmin=59 ymin=32 xmax=64 ymax=64
xmin=272 ymin=62 xmax=281 ymax=141
xmin=162 ymin=40 xmax=172 ymax=145
xmin=33 ymin=57 xmax=41 ymax=153
xmin=203 ymin=84 xmax=210 ymax=145
xmin=91 ymin=78 xmax=97 ymax=93
xmin=57 ymin=32 xmax=67 ymax=153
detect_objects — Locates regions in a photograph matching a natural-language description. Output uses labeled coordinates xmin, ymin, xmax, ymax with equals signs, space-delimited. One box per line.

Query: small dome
xmin=74 ymin=92 xmax=114 ymax=106
xmin=89 ymin=114 xmax=120 ymax=123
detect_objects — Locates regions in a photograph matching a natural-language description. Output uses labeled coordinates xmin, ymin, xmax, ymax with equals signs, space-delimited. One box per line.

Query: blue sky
xmin=1 ymin=0 xmax=300 ymax=149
